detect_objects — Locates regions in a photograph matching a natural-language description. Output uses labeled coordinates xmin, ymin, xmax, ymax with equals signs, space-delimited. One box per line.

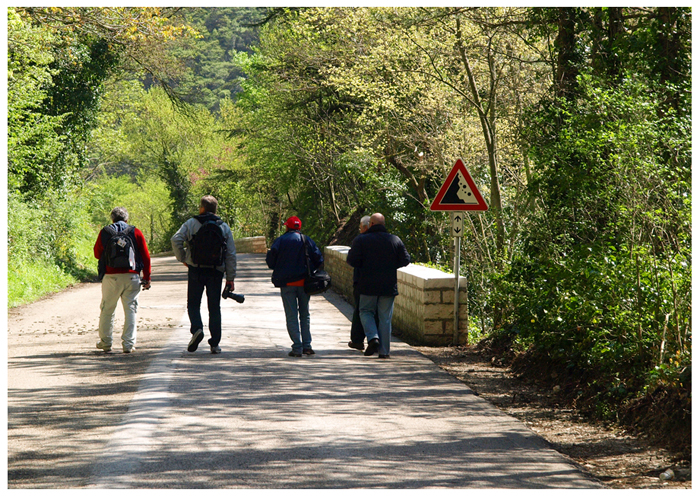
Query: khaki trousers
xmin=98 ymin=273 xmax=141 ymax=351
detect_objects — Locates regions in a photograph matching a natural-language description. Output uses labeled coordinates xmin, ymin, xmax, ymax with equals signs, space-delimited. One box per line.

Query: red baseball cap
xmin=284 ymin=216 xmax=302 ymax=230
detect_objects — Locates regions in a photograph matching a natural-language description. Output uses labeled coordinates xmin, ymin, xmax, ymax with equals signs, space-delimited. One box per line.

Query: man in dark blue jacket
xmin=266 ymin=216 xmax=323 ymax=357
xmin=347 ymin=213 xmax=411 ymax=358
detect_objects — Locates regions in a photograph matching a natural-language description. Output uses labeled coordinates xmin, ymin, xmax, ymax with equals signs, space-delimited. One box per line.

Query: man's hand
xmin=141 ymin=280 xmax=151 ymax=290
xmin=225 ymin=280 xmax=235 ymax=291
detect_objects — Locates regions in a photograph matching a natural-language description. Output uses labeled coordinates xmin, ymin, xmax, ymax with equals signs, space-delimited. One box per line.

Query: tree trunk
xmin=555 ymin=8 xmax=579 ymax=100
xmin=454 ymin=11 xmax=506 ymax=328
xmin=454 ymin=14 xmax=505 ymax=266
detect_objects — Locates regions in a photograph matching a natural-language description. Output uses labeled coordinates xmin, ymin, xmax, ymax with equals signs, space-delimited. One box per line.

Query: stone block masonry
xmin=324 ymin=246 xmax=468 ymax=346
xmin=234 ymin=236 xmax=267 ymax=254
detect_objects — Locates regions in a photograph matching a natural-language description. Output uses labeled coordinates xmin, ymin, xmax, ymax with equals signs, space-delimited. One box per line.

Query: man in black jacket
xmin=347 ymin=213 xmax=411 ymax=358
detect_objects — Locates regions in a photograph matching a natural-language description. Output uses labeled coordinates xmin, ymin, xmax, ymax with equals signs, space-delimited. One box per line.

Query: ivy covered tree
xmin=505 ymin=7 xmax=691 ymax=441
xmin=8 ymin=9 xmax=65 ymax=197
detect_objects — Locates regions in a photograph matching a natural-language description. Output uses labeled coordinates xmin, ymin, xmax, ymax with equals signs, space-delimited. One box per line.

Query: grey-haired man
xmin=94 ymin=207 xmax=151 ymax=353
xmin=348 ymin=215 xmax=371 ymax=351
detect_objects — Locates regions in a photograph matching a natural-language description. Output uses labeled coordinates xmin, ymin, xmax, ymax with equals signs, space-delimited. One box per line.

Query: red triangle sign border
xmin=430 ymin=158 xmax=489 ymax=211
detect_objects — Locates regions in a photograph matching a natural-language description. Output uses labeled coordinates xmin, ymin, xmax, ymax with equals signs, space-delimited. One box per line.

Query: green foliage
xmin=7 ymin=9 xmax=66 ymax=196
xmin=86 ymin=174 xmax=174 ymax=253
xmin=173 ymin=8 xmax=265 ymax=111
xmin=8 ymin=191 xmax=97 ymax=307
xmin=9 ymin=259 xmax=79 ymax=309
xmin=504 ymin=15 xmax=691 ymax=429
xmin=8 ymin=7 xmax=203 ymax=306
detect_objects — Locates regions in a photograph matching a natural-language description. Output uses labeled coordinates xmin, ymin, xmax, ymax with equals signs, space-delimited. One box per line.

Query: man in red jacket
xmin=94 ymin=207 xmax=151 ymax=353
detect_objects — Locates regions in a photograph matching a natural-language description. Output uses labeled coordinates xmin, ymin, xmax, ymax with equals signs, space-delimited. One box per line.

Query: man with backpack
xmin=171 ymin=195 xmax=237 ymax=354
xmin=94 ymin=207 xmax=151 ymax=353
xmin=266 ymin=216 xmax=323 ymax=357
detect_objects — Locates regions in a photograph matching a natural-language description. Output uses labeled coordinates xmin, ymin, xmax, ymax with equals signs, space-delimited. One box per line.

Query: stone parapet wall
xmin=324 ymin=246 xmax=354 ymax=302
xmin=324 ymin=246 xmax=467 ymax=346
xmin=234 ymin=236 xmax=267 ymax=254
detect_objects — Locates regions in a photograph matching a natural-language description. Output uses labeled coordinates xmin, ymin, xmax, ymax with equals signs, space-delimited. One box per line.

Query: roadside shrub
xmin=8 ymin=190 xmax=97 ymax=307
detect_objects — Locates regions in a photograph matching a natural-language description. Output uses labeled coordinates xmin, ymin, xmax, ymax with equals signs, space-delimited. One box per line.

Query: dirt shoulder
xmin=415 ymin=345 xmax=691 ymax=489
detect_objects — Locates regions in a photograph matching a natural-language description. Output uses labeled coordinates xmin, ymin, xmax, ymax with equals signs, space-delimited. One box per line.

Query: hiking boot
xmin=364 ymin=338 xmax=380 ymax=356
xmin=378 ymin=354 xmax=391 ymax=359
xmin=211 ymin=345 xmax=222 ymax=354
xmin=96 ymin=341 xmax=111 ymax=353
xmin=348 ymin=341 xmax=364 ymax=351
xmin=302 ymin=348 xmax=315 ymax=355
xmin=288 ymin=350 xmax=302 ymax=357
xmin=188 ymin=329 xmax=204 ymax=352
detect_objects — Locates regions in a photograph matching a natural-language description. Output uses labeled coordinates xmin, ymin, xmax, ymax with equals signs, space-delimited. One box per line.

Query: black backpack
xmin=102 ymin=224 xmax=139 ymax=270
xmin=190 ymin=217 xmax=227 ymax=267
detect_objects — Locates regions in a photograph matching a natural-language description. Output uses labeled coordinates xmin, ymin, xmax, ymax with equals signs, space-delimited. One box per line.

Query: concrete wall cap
xmin=326 ymin=246 xmax=350 ymax=254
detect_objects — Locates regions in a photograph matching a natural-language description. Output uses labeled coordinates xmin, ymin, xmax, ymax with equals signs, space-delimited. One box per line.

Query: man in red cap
xmin=266 ymin=216 xmax=323 ymax=357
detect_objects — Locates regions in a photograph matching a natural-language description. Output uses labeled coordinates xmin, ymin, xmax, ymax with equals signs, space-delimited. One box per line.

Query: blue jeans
xmin=359 ymin=295 xmax=395 ymax=356
xmin=187 ymin=266 xmax=224 ymax=347
xmin=280 ymin=286 xmax=311 ymax=353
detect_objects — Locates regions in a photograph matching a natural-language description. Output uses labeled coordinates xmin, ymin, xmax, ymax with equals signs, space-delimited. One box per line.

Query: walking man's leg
xmin=376 ymin=295 xmax=395 ymax=357
xmin=204 ymin=269 xmax=224 ymax=348
xmin=359 ymin=295 xmax=379 ymax=341
xmin=120 ymin=273 xmax=141 ymax=352
xmin=187 ymin=267 xmax=206 ymax=333
xmin=297 ymin=287 xmax=312 ymax=351
xmin=349 ymin=286 xmax=365 ymax=348
xmin=187 ymin=267 xmax=207 ymax=352
xmin=281 ymin=287 xmax=303 ymax=354
xmin=359 ymin=295 xmax=381 ymax=356
xmin=97 ymin=275 xmax=121 ymax=351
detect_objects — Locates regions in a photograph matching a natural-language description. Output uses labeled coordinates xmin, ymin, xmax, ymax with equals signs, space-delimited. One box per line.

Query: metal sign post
xmin=431 ymin=159 xmax=488 ymax=347
xmin=452 ymin=215 xmax=462 ymax=345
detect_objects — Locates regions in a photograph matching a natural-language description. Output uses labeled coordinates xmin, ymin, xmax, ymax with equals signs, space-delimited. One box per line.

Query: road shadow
xmin=88 ymin=348 xmax=599 ymax=489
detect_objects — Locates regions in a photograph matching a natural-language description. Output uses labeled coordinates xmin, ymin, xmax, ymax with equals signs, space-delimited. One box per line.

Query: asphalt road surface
xmin=7 ymin=254 xmax=601 ymax=489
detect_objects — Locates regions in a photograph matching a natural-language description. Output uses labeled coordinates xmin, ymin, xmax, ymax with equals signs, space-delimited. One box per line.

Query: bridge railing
xmin=324 ymin=246 xmax=468 ymax=346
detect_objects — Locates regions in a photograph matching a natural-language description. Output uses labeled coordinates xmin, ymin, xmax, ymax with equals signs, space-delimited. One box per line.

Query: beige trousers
xmin=98 ymin=273 xmax=141 ymax=351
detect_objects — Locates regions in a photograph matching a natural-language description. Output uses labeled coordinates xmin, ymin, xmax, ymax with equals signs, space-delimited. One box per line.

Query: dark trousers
xmin=350 ymin=286 xmax=366 ymax=345
xmin=187 ymin=266 xmax=224 ymax=347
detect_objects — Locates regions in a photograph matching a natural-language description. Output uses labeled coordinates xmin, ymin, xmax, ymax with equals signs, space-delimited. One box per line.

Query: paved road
xmin=8 ymin=254 xmax=601 ymax=489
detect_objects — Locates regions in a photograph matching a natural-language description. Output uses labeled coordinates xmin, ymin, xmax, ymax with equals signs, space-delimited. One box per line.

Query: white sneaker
xmin=211 ymin=345 xmax=221 ymax=354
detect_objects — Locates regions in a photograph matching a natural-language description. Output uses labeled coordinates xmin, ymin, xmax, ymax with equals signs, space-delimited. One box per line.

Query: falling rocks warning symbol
xmin=444 ymin=175 xmax=477 ymax=204
xmin=430 ymin=158 xmax=488 ymax=212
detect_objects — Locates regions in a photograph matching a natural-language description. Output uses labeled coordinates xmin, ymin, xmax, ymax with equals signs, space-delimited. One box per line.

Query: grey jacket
xmin=171 ymin=214 xmax=237 ymax=280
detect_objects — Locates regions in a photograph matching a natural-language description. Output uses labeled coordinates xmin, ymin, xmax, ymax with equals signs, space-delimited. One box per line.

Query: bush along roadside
xmin=8 ymin=191 xmax=98 ymax=307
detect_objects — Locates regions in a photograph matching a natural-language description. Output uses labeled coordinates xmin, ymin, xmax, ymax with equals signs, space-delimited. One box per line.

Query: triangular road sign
xmin=430 ymin=158 xmax=488 ymax=211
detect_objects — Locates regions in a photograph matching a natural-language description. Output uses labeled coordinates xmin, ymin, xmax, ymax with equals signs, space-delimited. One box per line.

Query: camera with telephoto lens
xmin=222 ymin=286 xmax=245 ymax=303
